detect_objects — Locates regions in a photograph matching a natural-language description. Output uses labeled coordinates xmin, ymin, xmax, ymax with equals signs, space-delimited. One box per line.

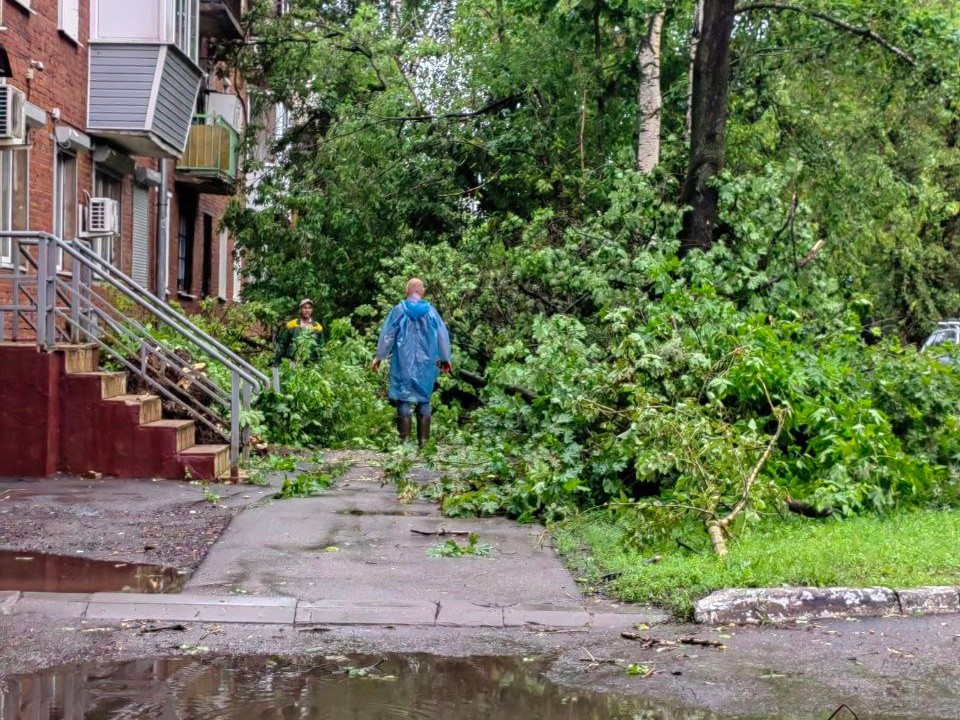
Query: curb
xmin=0 ymin=591 xmax=668 ymax=630
xmin=694 ymin=585 xmax=960 ymax=625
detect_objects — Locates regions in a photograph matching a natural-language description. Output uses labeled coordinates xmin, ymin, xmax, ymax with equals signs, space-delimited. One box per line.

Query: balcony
xmin=176 ymin=114 xmax=239 ymax=194
xmin=200 ymin=0 xmax=244 ymax=39
xmin=87 ymin=44 xmax=203 ymax=158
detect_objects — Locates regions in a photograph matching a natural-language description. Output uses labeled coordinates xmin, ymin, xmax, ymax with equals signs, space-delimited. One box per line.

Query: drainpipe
xmin=155 ymin=159 xmax=170 ymax=299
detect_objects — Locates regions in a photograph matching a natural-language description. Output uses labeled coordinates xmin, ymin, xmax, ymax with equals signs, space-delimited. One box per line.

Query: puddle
xmin=0 ymin=550 xmax=186 ymax=594
xmin=0 ymin=653 xmax=702 ymax=720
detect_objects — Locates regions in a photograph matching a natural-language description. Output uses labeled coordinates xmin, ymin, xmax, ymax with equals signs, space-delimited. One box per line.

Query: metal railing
xmin=0 ymin=231 xmax=269 ymax=476
xmin=180 ymin=114 xmax=239 ymax=181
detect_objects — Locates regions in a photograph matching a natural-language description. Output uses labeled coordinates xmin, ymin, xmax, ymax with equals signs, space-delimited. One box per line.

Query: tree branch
xmin=708 ymin=388 xmax=787 ymax=558
xmin=756 ymin=237 xmax=826 ymax=293
xmin=735 ymin=3 xmax=916 ymax=66
xmin=368 ymin=94 xmax=523 ymax=123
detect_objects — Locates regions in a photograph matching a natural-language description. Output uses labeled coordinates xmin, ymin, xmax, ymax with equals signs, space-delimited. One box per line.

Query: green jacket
xmin=273 ymin=318 xmax=325 ymax=365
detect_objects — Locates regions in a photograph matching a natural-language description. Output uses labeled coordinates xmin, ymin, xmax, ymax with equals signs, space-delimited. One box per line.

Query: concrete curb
xmin=0 ymin=591 xmax=668 ymax=630
xmin=694 ymin=586 xmax=960 ymax=625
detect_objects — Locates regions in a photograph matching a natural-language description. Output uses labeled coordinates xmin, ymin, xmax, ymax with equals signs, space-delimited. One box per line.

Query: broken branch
xmin=410 ymin=528 xmax=471 ymax=536
xmin=735 ymin=3 xmax=916 ymax=66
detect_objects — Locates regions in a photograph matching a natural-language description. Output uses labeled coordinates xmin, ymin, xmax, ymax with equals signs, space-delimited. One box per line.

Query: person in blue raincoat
xmin=371 ymin=278 xmax=452 ymax=447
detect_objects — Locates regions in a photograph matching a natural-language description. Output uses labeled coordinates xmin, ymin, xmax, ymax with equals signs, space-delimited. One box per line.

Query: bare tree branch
xmin=735 ymin=3 xmax=916 ymax=66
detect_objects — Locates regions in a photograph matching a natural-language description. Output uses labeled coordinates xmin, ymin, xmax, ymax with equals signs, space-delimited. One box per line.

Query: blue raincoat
xmin=375 ymin=299 xmax=451 ymax=404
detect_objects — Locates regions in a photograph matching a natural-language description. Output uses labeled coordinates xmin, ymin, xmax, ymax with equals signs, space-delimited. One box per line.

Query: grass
xmin=551 ymin=508 xmax=960 ymax=619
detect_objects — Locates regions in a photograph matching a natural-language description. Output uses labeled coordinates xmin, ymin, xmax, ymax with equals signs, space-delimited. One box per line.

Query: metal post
xmin=230 ymin=370 xmax=240 ymax=478
xmin=36 ymin=234 xmax=48 ymax=349
xmin=241 ymin=380 xmax=252 ymax=465
xmin=11 ymin=238 xmax=20 ymax=340
xmin=70 ymin=266 xmax=81 ymax=343
xmin=45 ymin=237 xmax=57 ymax=348
xmin=81 ymin=261 xmax=94 ymax=339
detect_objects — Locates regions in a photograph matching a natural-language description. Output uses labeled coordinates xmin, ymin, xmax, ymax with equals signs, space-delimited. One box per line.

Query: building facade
xmin=0 ymin=0 xmax=245 ymax=314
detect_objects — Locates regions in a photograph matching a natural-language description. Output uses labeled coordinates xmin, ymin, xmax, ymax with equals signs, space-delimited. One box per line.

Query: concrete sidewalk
xmin=0 ymin=453 xmax=665 ymax=629
xmin=175 ymin=453 xmax=665 ymax=629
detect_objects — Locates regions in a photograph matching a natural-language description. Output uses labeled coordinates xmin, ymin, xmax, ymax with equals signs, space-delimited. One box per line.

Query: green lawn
xmin=551 ymin=509 xmax=960 ymax=619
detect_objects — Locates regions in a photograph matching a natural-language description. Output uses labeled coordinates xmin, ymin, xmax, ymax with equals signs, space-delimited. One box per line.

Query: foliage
xmin=275 ymin=469 xmax=339 ymax=499
xmin=426 ymin=532 xmax=492 ymax=557
xmin=224 ymin=0 xmax=960 ymax=553
xmin=553 ymin=508 xmax=960 ymax=618
xmin=254 ymin=318 xmax=395 ymax=447
xmin=431 ymin=243 xmax=960 ymax=531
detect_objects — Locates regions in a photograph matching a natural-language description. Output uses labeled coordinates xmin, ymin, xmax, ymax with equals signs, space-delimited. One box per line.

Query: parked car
xmin=922 ymin=320 xmax=960 ymax=365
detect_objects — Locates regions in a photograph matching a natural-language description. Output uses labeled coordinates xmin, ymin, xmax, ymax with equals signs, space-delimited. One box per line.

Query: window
xmin=59 ymin=0 xmax=80 ymax=41
xmin=0 ymin=148 xmax=29 ymax=267
xmin=10 ymin=1 xmax=31 ymax=13
xmin=176 ymin=210 xmax=194 ymax=293
xmin=91 ymin=0 xmax=197 ymax=56
xmin=54 ymin=151 xmax=78 ymax=271
xmin=200 ymin=213 xmax=213 ymax=297
xmin=131 ymin=186 xmax=150 ymax=287
xmin=92 ymin=0 xmax=165 ymax=41
xmin=93 ymin=170 xmax=123 ymax=264
xmin=175 ymin=0 xmax=199 ymax=62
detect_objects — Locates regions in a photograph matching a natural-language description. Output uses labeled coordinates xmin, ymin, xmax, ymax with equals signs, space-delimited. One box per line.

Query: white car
xmin=922 ymin=320 xmax=960 ymax=364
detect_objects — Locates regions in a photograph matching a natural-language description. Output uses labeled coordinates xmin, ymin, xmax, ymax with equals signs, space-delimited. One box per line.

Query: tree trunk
xmin=685 ymin=0 xmax=703 ymax=141
xmin=678 ymin=0 xmax=735 ymax=254
xmin=636 ymin=11 xmax=664 ymax=173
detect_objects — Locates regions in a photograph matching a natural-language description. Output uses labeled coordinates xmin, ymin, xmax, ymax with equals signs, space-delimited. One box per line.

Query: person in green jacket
xmin=272 ymin=298 xmax=325 ymax=366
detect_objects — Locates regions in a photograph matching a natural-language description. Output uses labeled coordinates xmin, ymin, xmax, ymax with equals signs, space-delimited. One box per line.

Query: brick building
xmin=0 ymin=0 xmax=246 ymax=312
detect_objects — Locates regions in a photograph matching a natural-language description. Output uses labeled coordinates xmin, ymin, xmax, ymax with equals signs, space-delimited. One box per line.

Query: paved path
xmin=179 ymin=453 xmax=664 ymax=628
xmin=0 ymin=453 xmax=664 ymax=629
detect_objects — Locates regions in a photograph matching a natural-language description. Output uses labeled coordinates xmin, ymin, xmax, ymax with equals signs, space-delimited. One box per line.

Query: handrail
xmin=0 ymin=231 xmax=263 ymax=475
xmin=63 ymin=238 xmax=268 ymax=388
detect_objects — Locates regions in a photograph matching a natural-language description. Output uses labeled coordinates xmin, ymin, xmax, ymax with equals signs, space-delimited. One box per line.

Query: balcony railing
xmin=179 ymin=114 xmax=239 ymax=188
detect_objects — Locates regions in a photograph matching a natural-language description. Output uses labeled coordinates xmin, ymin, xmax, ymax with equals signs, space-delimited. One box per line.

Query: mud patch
xmin=0 ymin=550 xmax=186 ymax=593
xmin=1 ymin=653 xmax=700 ymax=719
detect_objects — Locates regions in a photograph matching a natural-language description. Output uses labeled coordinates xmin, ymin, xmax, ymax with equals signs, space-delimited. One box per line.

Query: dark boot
xmin=396 ymin=415 xmax=412 ymax=443
xmin=417 ymin=415 xmax=431 ymax=448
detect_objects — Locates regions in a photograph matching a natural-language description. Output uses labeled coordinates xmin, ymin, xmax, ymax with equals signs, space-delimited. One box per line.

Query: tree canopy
xmin=225 ymin=0 xmax=960 ymax=550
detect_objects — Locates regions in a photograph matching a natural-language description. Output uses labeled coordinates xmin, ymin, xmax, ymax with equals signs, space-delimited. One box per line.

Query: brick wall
xmin=0 ymin=1 xmax=245 ymax=335
xmin=4 ymin=0 xmax=92 ymax=233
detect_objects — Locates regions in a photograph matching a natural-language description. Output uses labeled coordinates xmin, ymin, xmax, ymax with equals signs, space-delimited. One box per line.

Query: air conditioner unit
xmin=0 ymin=84 xmax=26 ymax=143
xmin=87 ymin=198 xmax=120 ymax=235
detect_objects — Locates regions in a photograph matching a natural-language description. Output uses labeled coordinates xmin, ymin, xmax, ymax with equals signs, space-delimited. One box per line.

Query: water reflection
xmin=0 ymin=654 xmax=713 ymax=720
xmin=0 ymin=550 xmax=186 ymax=593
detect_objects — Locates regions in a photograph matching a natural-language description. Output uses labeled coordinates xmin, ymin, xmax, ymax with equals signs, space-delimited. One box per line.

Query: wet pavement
xmin=2 ymin=454 xmax=960 ymax=719
xmin=181 ymin=453 xmax=653 ymax=627
xmin=1 ymin=653 xmax=684 ymax=719
xmin=0 ymin=550 xmax=186 ymax=594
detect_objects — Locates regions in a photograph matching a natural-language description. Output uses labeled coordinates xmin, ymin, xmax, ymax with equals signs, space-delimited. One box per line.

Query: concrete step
xmin=57 ymin=344 xmax=99 ymax=374
xmin=67 ymin=371 xmax=127 ymax=399
xmin=142 ymin=419 xmax=196 ymax=452
xmin=180 ymin=444 xmax=230 ymax=481
xmin=103 ymin=394 xmax=162 ymax=426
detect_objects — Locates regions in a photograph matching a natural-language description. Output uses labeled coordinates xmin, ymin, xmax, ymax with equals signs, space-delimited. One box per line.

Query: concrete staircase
xmin=0 ymin=343 xmax=228 ymax=480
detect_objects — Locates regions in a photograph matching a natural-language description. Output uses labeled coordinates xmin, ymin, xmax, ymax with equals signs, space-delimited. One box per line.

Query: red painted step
xmin=0 ymin=343 xmax=231 ymax=481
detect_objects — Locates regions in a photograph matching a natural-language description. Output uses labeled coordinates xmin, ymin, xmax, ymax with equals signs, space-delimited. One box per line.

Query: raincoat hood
xmin=402 ymin=299 xmax=432 ymax=320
